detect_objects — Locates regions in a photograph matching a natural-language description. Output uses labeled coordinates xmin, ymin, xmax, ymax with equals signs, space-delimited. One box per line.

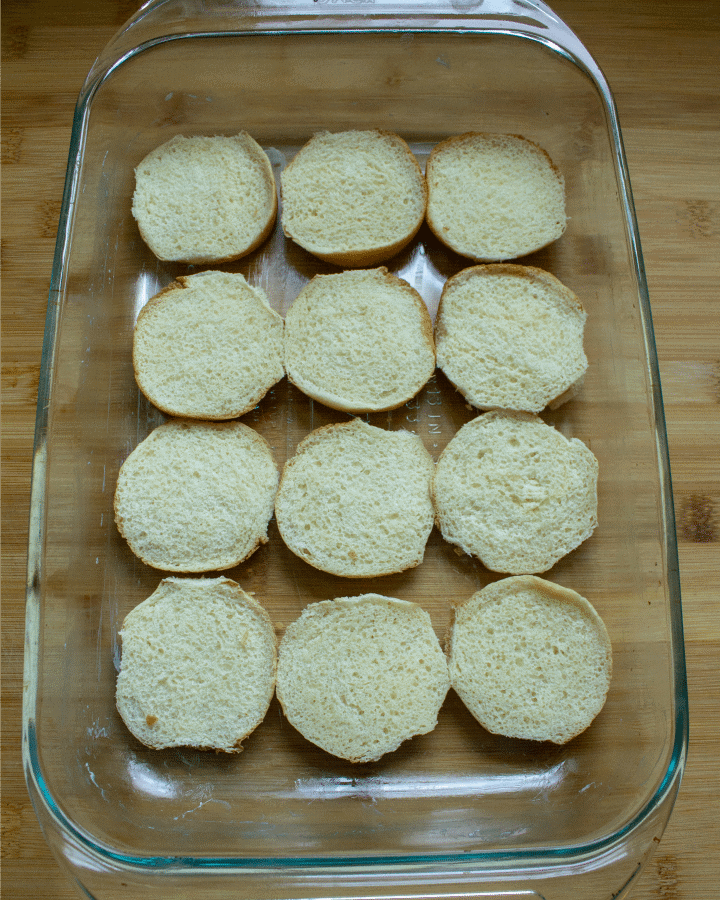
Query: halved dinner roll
xmin=284 ymin=267 xmax=435 ymax=413
xmin=275 ymin=419 xmax=435 ymax=578
xmin=276 ymin=594 xmax=450 ymax=762
xmin=431 ymin=410 xmax=598 ymax=574
xmin=116 ymin=576 xmax=277 ymax=752
xmin=133 ymin=271 xmax=284 ymax=420
xmin=435 ymin=264 xmax=587 ymax=413
xmin=280 ymin=130 xmax=427 ymax=266
xmin=114 ymin=419 xmax=279 ymax=572
xmin=132 ymin=132 xmax=277 ymax=264
xmin=426 ymin=132 xmax=566 ymax=261
xmin=448 ymin=576 xmax=612 ymax=744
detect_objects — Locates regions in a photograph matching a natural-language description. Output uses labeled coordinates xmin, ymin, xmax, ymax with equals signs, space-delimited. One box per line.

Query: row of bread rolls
xmin=116 ymin=576 xmax=612 ymax=759
xmin=114 ymin=415 xmax=598 ymax=578
xmin=132 ymin=129 xmax=566 ymax=268
xmin=133 ymin=265 xmax=587 ymax=420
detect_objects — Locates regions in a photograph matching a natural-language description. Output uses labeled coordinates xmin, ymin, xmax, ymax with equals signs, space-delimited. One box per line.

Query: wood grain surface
xmin=2 ymin=1 xmax=719 ymax=898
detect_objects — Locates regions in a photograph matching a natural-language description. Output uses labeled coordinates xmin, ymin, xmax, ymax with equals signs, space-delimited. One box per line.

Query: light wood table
xmin=2 ymin=1 xmax=718 ymax=897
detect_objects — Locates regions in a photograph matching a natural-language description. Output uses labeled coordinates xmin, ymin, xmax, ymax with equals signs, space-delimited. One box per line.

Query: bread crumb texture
xmin=432 ymin=410 xmax=598 ymax=573
xmin=280 ymin=130 xmax=427 ymax=266
xmin=133 ymin=271 xmax=284 ymax=420
xmin=426 ymin=132 xmax=566 ymax=261
xmin=449 ymin=576 xmax=612 ymax=744
xmin=116 ymin=577 xmax=277 ymax=751
xmin=284 ymin=267 xmax=435 ymax=412
xmin=275 ymin=419 xmax=435 ymax=577
xmin=114 ymin=420 xmax=279 ymax=572
xmin=276 ymin=594 xmax=450 ymax=762
xmin=132 ymin=133 xmax=277 ymax=263
xmin=435 ymin=264 xmax=587 ymax=412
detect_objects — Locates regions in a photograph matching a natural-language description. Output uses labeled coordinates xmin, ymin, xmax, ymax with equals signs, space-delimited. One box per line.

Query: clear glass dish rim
xmin=23 ymin=0 xmax=689 ymax=877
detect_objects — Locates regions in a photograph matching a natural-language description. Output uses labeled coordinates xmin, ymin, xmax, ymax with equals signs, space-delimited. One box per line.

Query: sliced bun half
xmin=448 ymin=576 xmax=612 ymax=744
xmin=116 ymin=576 xmax=277 ymax=752
xmin=431 ymin=410 xmax=598 ymax=574
xmin=284 ymin=267 xmax=435 ymax=413
xmin=426 ymin=132 xmax=566 ymax=262
xmin=275 ymin=419 xmax=435 ymax=578
xmin=435 ymin=264 xmax=587 ymax=413
xmin=280 ymin=130 xmax=427 ymax=267
xmin=276 ymin=594 xmax=450 ymax=762
xmin=132 ymin=132 xmax=277 ymax=264
xmin=133 ymin=271 xmax=284 ymax=420
xmin=114 ymin=420 xmax=279 ymax=572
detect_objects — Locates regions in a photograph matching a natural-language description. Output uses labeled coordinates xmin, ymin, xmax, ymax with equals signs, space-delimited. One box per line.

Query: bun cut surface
xmin=426 ymin=132 xmax=566 ymax=262
xmin=116 ymin=576 xmax=277 ymax=752
xmin=132 ymin=132 xmax=277 ymax=264
xmin=432 ymin=410 xmax=598 ymax=574
xmin=276 ymin=594 xmax=450 ymax=762
xmin=114 ymin=420 xmax=279 ymax=572
xmin=280 ymin=130 xmax=427 ymax=266
xmin=448 ymin=576 xmax=612 ymax=744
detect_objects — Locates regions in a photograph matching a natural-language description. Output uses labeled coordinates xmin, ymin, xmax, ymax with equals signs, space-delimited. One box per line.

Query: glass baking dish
xmin=23 ymin=1 xmax=688 ymax=898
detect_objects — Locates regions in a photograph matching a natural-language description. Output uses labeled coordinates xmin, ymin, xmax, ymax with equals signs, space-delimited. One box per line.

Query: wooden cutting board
xmin=2 ymin=1 xmax=718 ymax=898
